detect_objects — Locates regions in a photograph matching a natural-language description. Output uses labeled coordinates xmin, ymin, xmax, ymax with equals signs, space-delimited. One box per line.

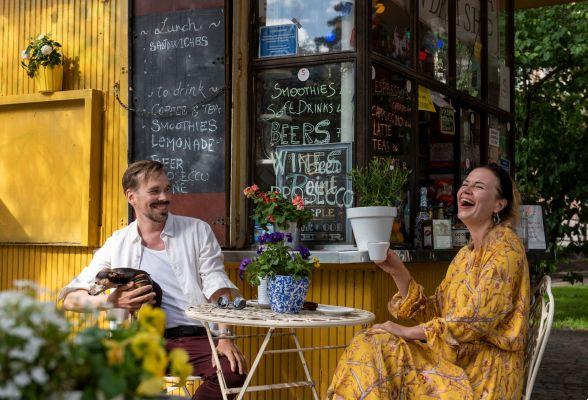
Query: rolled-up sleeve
xmin=197 ymin=223 xmax=237 ymax=299
xmin=57 ymin=238 xmax=113 ymax=301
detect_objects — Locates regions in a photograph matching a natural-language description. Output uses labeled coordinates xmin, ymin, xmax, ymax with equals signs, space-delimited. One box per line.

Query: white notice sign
xmin=489 ymin=128 xmax=500 ymax=147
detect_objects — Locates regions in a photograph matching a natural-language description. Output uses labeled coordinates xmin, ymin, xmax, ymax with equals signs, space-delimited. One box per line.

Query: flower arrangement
xmin=0 ymin=282 xmax=192 ymax=400
xmin=20 ymin=33 xmax=63 ymax=78
xmin=239 ymin=232 xmax=319 ymax=286
xmin=348 ymin=158 xmax=411 ymax=207
xmin=243 ymin=185 xmax=313 ymax=229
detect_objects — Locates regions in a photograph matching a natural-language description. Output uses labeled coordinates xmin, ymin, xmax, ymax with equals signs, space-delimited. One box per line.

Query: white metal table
xmin=186 ymin=303 xmax=375 ymax=400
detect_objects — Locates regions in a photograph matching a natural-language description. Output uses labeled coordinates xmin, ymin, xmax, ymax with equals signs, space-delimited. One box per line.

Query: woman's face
xmin=457 ymin=168 xmax=507 ymax=226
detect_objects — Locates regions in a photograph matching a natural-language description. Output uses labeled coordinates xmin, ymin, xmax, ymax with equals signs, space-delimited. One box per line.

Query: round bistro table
xmin=186 ymin=303 xmax=375 ymax=400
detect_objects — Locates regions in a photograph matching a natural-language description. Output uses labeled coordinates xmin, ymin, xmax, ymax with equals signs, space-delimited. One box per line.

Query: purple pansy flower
xmin=285 ymin=233 xmax=293 ymax=243
xmin=296 ymin=245 xmax=311 ymax=259
xmin=256 ymin=246 xmax=264 ymax=255
xmin=239 ymin=258 xmax=251 ymax=280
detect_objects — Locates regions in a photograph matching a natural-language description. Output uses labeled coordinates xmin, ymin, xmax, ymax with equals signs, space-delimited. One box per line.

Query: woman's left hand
xmin=370 ymin=321 xmax=426 ymax=341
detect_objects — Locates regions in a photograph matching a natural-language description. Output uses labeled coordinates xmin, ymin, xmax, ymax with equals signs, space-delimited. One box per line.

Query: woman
xmin=328 ymin=164 xmax=530 ymax=400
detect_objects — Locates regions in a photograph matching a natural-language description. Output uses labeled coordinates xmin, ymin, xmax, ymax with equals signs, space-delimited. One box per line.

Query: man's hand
xmin=214 ymin=339 xmax=247 ymax=375
xmin=106 ymin=282 xmax=156 ymax=312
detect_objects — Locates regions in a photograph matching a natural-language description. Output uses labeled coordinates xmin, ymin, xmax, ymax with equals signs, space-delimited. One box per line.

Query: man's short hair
xmin=122 ymin=160 xmax=165 ymax=192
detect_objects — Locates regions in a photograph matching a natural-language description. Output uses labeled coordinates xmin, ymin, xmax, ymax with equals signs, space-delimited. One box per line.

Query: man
xmin=60 ymin=160 xmax=246 ymax=400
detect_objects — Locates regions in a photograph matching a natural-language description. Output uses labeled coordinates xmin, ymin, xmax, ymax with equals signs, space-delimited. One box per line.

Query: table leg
xmin=203 ymin=324 xmax=229 ymax=400
xmin=235 ymin=327 xmax=275 ymax=400
xmin=290 ymin=328 xmax=320 ymax=400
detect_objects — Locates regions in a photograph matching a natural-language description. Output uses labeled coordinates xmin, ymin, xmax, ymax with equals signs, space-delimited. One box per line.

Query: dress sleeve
xmin=388 ymin=278 xmax=441 ymax=324
xmin=422 ymin=238 xmax=525 ymax=361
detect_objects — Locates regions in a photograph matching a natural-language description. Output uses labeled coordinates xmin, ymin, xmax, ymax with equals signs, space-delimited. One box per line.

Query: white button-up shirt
xmin=59 ymin=213 xmax=237 ymax=305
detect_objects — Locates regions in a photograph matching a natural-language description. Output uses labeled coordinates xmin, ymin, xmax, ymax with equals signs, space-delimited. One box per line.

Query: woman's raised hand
xmin=374 ymin=250 xmax=403 ymax=276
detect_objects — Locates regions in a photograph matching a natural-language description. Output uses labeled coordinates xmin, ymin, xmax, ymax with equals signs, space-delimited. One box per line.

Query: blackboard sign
xmin=273 ymin=143 xmax=353 ymax=244
xmin=370 ymin=66 xmax=412 ymax=168
xmin=132 ymin=8 xmax=225 ymax=194
xmin=255 ymin=63 xmax=355 ymax=160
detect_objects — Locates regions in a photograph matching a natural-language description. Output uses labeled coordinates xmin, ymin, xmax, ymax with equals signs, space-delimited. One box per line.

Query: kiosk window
xmin=456 ymin=0 xmax=482 ymax=97
xmin=418 ymin=0 xmax=448 ymax=83
xmin=256 ymin=0 xmax=355 ymax=57
xmin=460 ymin=108 xmax=481 ymax=179
xmin=370 ymin=0 xmax=412 ymax=68
xmin=488 ymin=115 xmax=511 ymax=173
xmin=488 ymin=0 xmax=510 ymax=110
xmin=253 ymin=62 xmax=356 ymax=190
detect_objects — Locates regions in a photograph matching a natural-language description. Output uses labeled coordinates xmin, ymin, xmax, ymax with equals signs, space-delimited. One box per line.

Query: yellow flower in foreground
xmin=130 ymin=331 xmax=161 ymax=359
xmin=313 ymin=257 xmax=320 ymax=268
xmin=136 ymin=376 xmax=164 ymax=397
xmin=142 ymin=346 xmax=168 ymax=377
xmin=169 ymin=348 xmax=193 ymax=385
xmin=137 ymin=304 xmax=166 ymax=335
xmin=103 ymin=339 xmax=125 ymax=365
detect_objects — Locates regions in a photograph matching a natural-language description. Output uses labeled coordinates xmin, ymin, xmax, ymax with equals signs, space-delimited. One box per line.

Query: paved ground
xmin=530 ymin=329 xmax=588 ymax=399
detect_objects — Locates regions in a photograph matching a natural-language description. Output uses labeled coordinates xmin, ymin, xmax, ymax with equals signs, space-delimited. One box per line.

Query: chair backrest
xmin=522 ymin=275 xmax=554 ymax=400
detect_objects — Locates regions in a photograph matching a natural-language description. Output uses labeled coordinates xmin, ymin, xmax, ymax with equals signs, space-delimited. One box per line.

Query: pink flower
xmin=268 ymin=215 xmax=275 ymax=223
xmin=292 ymin=195 xmax=305 ymax=210
xmin=242 ymin=184 xmax=260 ymax=198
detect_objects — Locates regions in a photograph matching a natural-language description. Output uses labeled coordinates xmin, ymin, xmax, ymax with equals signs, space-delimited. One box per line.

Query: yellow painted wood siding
xmin=0 ymin=0 xmax=129 ymax=296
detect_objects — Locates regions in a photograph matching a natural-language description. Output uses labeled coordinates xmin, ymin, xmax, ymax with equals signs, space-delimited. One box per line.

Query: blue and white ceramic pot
xmin=267 ymin=275 xmax=309 ymax=313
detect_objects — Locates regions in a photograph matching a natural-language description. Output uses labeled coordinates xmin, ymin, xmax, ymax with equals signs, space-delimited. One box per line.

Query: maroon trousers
xmin=165 ymin=336 xmax=246 ymax=400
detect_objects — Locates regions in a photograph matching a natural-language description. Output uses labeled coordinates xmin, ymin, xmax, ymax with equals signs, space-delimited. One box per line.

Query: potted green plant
xmin=242 ymin=184 xmax=313 ymax=247
xmin=239 ymin=232 xmax=319 ymax=313
xmin=347 ymin=158 xmax=410 ymax=251
xmin=21 ymin=33 xmax=63 ymax=93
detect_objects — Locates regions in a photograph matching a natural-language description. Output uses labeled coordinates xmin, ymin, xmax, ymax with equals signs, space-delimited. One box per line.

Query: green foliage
xmin=515 ymin=4 xmax=588 ymax=261
xmin=562 ymin=271 xmax=584 ymax=286
xmin=20 ymin=33 xmax=63 ymax=78
xmin=552 ymin=285 xmax=588 ymax=330
xmin=240 ymin=232 xmax=318 ymax=286
xmin=348 ymin=158 xmax=410 ymax=207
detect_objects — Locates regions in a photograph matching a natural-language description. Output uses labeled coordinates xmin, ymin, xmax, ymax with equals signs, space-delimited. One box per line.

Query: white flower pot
xmin=346 ymin=206 xmax=397 ymax=251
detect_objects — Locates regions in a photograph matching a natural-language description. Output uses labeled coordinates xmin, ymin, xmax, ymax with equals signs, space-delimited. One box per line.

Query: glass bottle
xmin=414 ymin=186 xmax=430 ymax=248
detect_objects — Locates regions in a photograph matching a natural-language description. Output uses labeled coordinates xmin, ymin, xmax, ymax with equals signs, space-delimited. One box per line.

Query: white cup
xmin=367 ymin=241 xmax=390 ymax=263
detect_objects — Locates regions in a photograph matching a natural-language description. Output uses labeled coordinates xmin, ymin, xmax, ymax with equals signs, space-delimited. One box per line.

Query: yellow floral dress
xmin=328 ymin=226 xmax=530 ymax=400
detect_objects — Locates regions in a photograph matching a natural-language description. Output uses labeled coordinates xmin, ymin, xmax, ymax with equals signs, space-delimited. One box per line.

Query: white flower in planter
xmin=21 ymin=50 xmax=29 ymax=60
xmin=40 ymin=45 xmax=52 ymax=55
xmin=37 ymin=34 xmax=45 ymax=40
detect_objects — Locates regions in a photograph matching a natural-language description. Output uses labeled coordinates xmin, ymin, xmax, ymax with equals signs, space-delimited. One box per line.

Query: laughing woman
xmin=328 ymin=164 xmax=530 ymax=400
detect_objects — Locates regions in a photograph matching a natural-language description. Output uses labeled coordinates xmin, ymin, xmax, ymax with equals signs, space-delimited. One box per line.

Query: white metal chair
xmin=164 ymin=375 xmax=203 ymax=397
xmin=522 ymin=275 xmax=554 ymax=400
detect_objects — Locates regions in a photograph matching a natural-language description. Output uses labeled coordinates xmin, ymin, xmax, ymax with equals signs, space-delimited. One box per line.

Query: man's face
xmin=127 ymin=171 xmax=171 ymax=224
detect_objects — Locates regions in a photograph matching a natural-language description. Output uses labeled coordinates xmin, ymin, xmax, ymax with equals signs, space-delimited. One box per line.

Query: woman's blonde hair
xmin=478 ymin=163 xmax=520 ymax=227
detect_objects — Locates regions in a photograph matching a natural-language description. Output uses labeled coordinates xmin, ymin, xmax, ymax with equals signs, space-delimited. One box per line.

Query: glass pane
xmin=488 ymin=0 xmax=510 ymax=110
xmin=370 ymin=0 xmax=412 ymax=67
xmin=418 ymin=1 xmax=448 ymax=82
xmin=460 ymin=108 xmax=481 ymax=179
xmin=488 ymin=116 xmax=511 ymax=173
xmin=456 ymin=0 xmax=482 ymax=97
xmin=370 ymin=65 xmax=413 ymax=245
xmin=417 ymin=88 xmax=457 ymax=229
xmin=257 ymin=0 xmax=355 ymax=57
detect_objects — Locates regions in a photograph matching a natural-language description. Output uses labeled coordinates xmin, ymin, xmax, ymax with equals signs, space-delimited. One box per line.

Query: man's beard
xmin=147 ymin=202 xmax=169 ymax=223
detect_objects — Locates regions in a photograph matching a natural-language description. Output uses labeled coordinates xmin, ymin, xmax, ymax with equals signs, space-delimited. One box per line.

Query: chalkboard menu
xmin=132 ymin=8 xmax=225 ymax=194
xmin=370 ymin=65 xmax=412 ymax=168
xmin=255 ymin=63 xmax=355 ymax=161
xmin=273 ymin=143 xmax=353 ymax=244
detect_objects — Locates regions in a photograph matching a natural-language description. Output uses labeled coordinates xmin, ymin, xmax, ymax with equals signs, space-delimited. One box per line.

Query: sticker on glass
xmin=297 ymin=68 xmax=309 ymax=82
xmin=372 ymin=66 xmax=376 ymax=80
xmin=406 ymin=80 xmax=412 ymax=93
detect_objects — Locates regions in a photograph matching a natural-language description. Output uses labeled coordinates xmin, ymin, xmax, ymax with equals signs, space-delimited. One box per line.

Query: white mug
xmin=367 ymin=241 xmax=390 ymax=263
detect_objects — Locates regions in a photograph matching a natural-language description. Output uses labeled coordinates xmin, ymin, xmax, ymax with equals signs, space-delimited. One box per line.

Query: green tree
xmin=515 ymin=3 xmax=588 ymax=262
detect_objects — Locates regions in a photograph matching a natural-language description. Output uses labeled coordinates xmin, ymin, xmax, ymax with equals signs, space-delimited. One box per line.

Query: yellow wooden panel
xmin=0 ymin=90 xmax=102 ymax=246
